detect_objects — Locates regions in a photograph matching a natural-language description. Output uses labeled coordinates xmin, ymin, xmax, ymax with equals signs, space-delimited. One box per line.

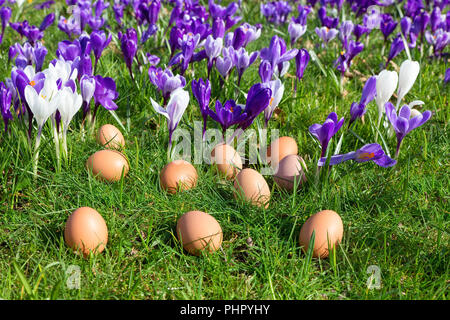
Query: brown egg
xmin=211 ymin=143 xmax=243 ymax=179
xmin=86 ymin=150 xmax=129 ymax=182
xmin=267 ymin=136 xmax=298 ymax=168
xmin=160 ymin=160 xmax=198 ymax=194
xmin=274 ymin=155 xmax=307 ymax=191
xmin=96 ymin=124 xmax=125 ymax=150
xmin=299 ymin=210 xmax=344 ymax=258
xmin=64 ymin=207 xmax=108 ymax=257
xmin=176 ymin=211 xmax=223 ymax=255
xmin=234 ymin=168 xmax=271 ymax=208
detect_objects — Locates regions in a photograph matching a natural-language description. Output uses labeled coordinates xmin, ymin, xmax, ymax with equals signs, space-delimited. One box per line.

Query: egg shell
xmin=64 ymin=207 xmax=108 ymax=257
xmin=211 ymin=143 xmax=243 ymax=179
xmin=86 ymin=150 xmax=129 ymax=182
xmin=299 ymin=210 xmax=343 ymax=258
xmin=96 ymin=124 xmax=125 ymax=150
xmin=176 ymin=211 xmax=223 ymax=255
xmin=274 ymin=155 xmax=307 ymax=191
xmin=160 ymin=160 xmax=198 ymax=194
xmin=268 ymin=136 xmax=298 ymax=168
xmin=234 ymin=168 xmax=271 ymax=208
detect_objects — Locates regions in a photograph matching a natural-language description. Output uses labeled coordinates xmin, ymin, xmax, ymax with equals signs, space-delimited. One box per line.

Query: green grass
xmin=0 ymin=1 xmax=448 ymax=300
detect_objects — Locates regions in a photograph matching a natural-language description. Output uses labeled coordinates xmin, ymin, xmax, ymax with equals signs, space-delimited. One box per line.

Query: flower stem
xmin=33 ymin=126 xmax=43 ymax=180
xmin=52 ymin=118 xmax=61 ymax=172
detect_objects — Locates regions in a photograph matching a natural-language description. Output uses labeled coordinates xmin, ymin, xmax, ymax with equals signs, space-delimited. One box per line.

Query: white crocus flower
xmin=24 ymin=79 xmax=60 ymax=177
xmin=56 ymin=87 xmax=83 ymax=158
xmin=375 ymin=69 xmax=398 ymax=124
xmin=57 ymin=87 xmax=83 ymax=135
xmin=264 ymin=79 xmax=285 ymax=127
xmin=24 ymin=79 xmax=59 ymax=129
xmin=44 ymin=60 xmax=78 ymax=87
xmin=150 ymin=88 xmax=190 ymax=154
xmin=396 ymin=60 xmax=420 ymax=109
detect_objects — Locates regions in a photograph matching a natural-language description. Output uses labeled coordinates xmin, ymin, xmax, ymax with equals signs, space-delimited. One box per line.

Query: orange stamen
xmin=358 ymin=152 xmax=375 ymax=160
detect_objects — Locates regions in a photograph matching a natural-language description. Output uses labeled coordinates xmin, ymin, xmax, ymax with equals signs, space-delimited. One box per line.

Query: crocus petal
xmin=376 ymin=70 xmax=398 ymax=110
xmin=150 ymin=97 xmax=169 ymax=120
xmin=373 ymin=155 xmax=397 ymax=167
xmin=399 ymin=105 xmax=411 ymax=119
xmin=397 ymin=60 xmax=420 ymax=105
xmin=396 ymin=117 xmax=409 ymax=134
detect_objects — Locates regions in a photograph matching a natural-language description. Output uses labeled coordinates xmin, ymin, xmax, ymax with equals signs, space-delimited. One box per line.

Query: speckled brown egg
xmin=86 ymin=150 xmax=129 ymax=182
xmin=234 ymin=168 xmax=270 ymax=208
xmin=267 ymin=136 xmax=298 ymax=168
xmin=160 ymin=160 xmax=198 ymax=194
xmin=64 ymin=207 xmax=108 ymax=257
xmin=299 ymin=210 xmax=344 ymax=258
xmin=211 ymin=143 xmax=243 ymax=179
xmin=176 ymin=210 xmax=223 ymax=255
xmin=274 ymin=155 xmax=307 ymax=191
xmin=96 ymin=124 xmax=125 ymax=150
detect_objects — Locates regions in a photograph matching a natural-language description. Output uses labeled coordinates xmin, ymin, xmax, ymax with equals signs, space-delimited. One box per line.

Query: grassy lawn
xmin=0 ymin=1 xmax=448 ymax=299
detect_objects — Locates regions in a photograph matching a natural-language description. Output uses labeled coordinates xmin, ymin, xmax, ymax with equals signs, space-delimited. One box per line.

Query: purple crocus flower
xmin=335 ymin=41 xmax=364 ymax=75
xmin=208 ymin=99 xmax=243 ymax=136
xmin=237 ymin=83 xmax=272 ymax=131
xmin=261 ymin=1 xmax=292 ymax=25
xmin=380 ymin=14 xmax=398 ymax=42
xmin=212 ymin=17 xmax=225 ymax=39
xmin=260 ymin=35 xmax=298 ymax=77
xmin=170 ymin=33 xmax=201 ymax=75
xmin=309 ymin=112 xmax=344 ymax=157
xmin=315 ymin=26 xmax=339 ymax=46
xmin=295 ymin=49 xmax=310 ymax=92
xmin=317 ymin=143 xmax=396 ymax=168
xmin=430 ymin=7 xmax=445 ymax=33
xmin=318 ymin=7 xmax=339 ymax=29
xmin=90 ymin=30 xmax=112 ymax=71
xmin=296 ymin=4 xmax=311 ymax=25
xmin=288 ymin=19 xmax=307 ymax=47
xmin=113 ymin=1 xmax=125 ymax=26
xmin=385 ymin=102 xmax=432 ymax=157
xmin=216 ymin=50 xmax=234 ymax=79
xmin=118 ymin=28 xmax=138 ymax=80
xmin=39 ymin=13 xmax=55 ymax=31
xmin=238 ymin=23 xmax=262 ymax=48
xmin=353 ymin=24 xmax=370 ymax=42
xmin=259 ymin=60 xmax=273 ymax=83
xmin=339 ymin=20 xmax=354 ymax=49
xmin=204 ymin=35 xmax=223 ymax=77
xmin=58 ymin=15 xmax=81 ymax=39
xmin=148 ymin=67 xmax=186 ymax=103
xmin=386 ymin=35 xmax=405 ymax=67
xmin=33 ymin=42 xmax=48 ymax=72
xmin=349 ymin=76 xmax=377 ymax=126
xmin=210 ymin=0 xmax=238 ymax=19
xmin=404 ymin=0 xmax=424 ymax=18
xmin=80 ymin=74 xmax=95 ymax=119
xmin=192 ymin=78 xmax=211 ymax=137
xmin=93 ymin=75 xmax=119 ymax=115
xmin=425 ymin=29 xmax=450 ymax=57
xmin=445 ymin=68 xmax=450 ymax=84
xmin=0 ymin=82 xmax=12 ymax=132
xmin=0 ymin=6 xmax=11 ymax=44
xmin=150 ymin=88 xmax=190 ymax=151
xmin=232 ymin=47 xmax=259 ymax=86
